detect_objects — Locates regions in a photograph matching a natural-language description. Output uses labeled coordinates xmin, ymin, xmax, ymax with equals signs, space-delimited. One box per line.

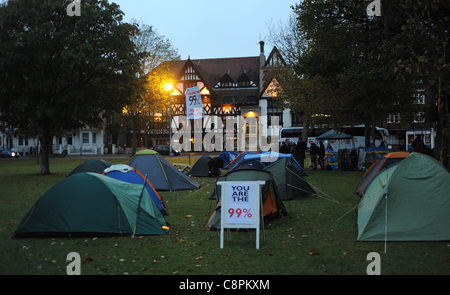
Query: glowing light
xmin=164 ymin=83 xmax=173 ymax=92
xmin=247 ymin=111 xmax=256 ymax=117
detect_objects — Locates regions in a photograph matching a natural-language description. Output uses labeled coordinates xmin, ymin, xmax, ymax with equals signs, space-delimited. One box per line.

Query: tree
xmin=381 ymin=0 xmax=450 ymax=168
xmin=0 ymin=0 xmax=142 ymax=174
xmin=122 ymin=20 xmax=180 ymax=155
xmin=266 ymin=13 xmax=340 ymax=141
xmin=292 ymin=0 xmax=418 ymax=146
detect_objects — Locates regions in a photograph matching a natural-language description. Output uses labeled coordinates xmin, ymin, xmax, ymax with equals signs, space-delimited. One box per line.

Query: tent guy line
xmin=183 ymin=179 xmax=216 ymax=199
xmin=286 ymin=166 xmax=339 ymax=204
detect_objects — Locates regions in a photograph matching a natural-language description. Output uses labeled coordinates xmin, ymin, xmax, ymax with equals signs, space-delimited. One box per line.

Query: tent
xmin=317 ymin=129 xmax=353 ymax=140
xmin=12 ymin=172 xmax=168 ymax=238
xmin=189 ymin=155 xmax=212 ymax=177
xmin=357 ymin=152 xmax=450 ymax=242
xmin=103 ymin=164 xmax=167 ymax=214
xmin=264 ymin=157 xmax=316 ymax=200
xmin=229 ymin=162 xmax=264 ymax=171
xmin=355 ymin=151 xmax=410 ymax=197
xmin=229 ymin=159 xmax=266 ymax=171
xmin=224 ymin=151 xmax=258 ymax=170
xmin=317 ymin=129 xmax=354 ymax=151
xmin=219 ymin=151 xmax=239 ymax=167
xmin=206 ymin=169 xmax=288 ymax=229
xmin=68 ymin=159 xmax=113 ymax=176
xmin=243 ymin=151 xmax=308 ymax=177
xmin=127 ymin=149 xmax=200 ymax=191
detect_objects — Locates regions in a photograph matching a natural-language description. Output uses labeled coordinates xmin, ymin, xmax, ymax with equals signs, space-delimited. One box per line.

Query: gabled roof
xmin=156 ymin=46 xmax=285 ymax=106
xmin=179 ymin=57 xmax=261 ymax=105
xmin=259 ymin=47 xmax=287 ymax=98
xmin=260 ymin=77 xmax=283 ymax=99
xmin=265 ymin=46 xmax=286 ymax=67
xmin=190 ymin=56 xmax=260 ymax=89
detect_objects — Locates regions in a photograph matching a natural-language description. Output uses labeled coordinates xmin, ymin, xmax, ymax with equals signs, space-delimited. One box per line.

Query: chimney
xmin=259 ymin=41 xmax=266 ymax=92
xmin=259 ymin=41 xmax=265 ymax=66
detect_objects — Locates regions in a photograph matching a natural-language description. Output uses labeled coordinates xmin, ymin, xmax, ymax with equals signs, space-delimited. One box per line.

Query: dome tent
xmin=103 ymin=164 xmax=167 ymax=214
xmin=357 ymin=153 xmax=450 ymax=242
xmin=218 ymin=151 xmax=239 ymax=167
xmin=189 ymin=155 xmax=212 ymax=177
xmin=12 ymin=173 xmax=168 ymax=238
xmin=355 ymin=151 xmax=410 ymax=197
xmin=127 ymin=149 xmax=199 ymax=191
xmin=68 ymin=159 xmax=113 ymax=176
xmin=264 ymin=157 xmax=316 ymax=200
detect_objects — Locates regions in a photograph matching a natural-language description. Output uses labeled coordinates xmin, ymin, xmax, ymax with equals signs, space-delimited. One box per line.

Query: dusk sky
xmin=110 ymin=0 xmax=297 ymax=60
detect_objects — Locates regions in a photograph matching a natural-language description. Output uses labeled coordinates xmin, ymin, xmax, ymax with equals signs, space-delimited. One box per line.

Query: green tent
xmin=68 ymin=159 xmax=113 ymax=176
xmin=12 ymin=172 xmax=168 ymax=238
xmin=357 ymin=152 xmax=450 ymax=241
xmin=264 ymin=157 xmax=316 ymax=200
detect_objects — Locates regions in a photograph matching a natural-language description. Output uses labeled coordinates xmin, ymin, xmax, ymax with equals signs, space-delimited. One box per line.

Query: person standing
xmin=412 ymin=135 xmax=425 ymax=153
xmin=294 ymin=136 xmax=307 ymax=168
xmin=280 ymin=141 xmax=289 ymax=154
xmin=309 ymin=141 xmax=319 ymax=170
xmin=318 ymin=140 xmax=325 ymax=169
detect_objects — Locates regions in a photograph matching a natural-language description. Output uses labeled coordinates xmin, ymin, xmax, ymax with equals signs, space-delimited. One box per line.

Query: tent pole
xmin=133 ymin=174 xmax=148 ymax=238
xmin=384 ymin=189 xmax=388 ymax=254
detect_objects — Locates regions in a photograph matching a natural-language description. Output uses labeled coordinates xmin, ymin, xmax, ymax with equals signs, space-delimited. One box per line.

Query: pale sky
xmin=109 ymin=0 xmax=297 ymax=59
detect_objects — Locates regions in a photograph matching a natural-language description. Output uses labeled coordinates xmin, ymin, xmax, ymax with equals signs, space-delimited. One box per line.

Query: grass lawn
xmin=1 ymin=155 xmax=449 ymax=277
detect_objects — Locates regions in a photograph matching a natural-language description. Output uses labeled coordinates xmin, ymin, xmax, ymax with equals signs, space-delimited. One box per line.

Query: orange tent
xmin=355 ymin=152 xmax=410 ymax=197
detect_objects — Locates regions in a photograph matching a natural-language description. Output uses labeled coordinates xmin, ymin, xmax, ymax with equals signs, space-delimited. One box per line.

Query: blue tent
xmin=243 ymin=151 xmax=308 ymax=177
xmin=224 ymin=151 xmax=259 ymax=170
xmin=103 ymin=165 xmax=167 ymax=215
xmin=218 ymin=151 xmax=239 ymax=167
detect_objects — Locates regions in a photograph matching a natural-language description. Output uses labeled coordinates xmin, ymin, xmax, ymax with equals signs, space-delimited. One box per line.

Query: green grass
xmin=1 ymin=156 xmax=449 ymax=276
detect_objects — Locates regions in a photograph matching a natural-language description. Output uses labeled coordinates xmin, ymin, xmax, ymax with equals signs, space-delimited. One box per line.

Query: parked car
xmin=0 ymin=149 xmax=19 ymax=158
xmin=152 ymin=145 xmax=180 ymax=156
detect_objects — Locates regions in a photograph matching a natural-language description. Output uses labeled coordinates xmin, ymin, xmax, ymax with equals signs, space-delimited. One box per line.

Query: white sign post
xmin=218 ymin=181 xmax=265 ymax=249
xmin=185 ymin=86 xmax=204 ymax=120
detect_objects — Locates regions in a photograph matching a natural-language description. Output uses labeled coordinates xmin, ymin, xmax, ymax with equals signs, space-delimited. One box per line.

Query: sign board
xmin=185 ymin=86 xmax=204 ymax=120
xmin=217 ymin=181 xmax=265 ymax=249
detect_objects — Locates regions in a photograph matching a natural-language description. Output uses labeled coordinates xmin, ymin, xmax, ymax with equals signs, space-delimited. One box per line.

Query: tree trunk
xmin=438 ymin=77 xmax=450 ymax=170
xmin=38 ymin=125 xmax=51 ymax=175
xmin=364 ymin=122 xmax=371 ymax=147
xmin=131 ymin=115 xmax=138 ymax=156
xmin=302 ymin=118 xmax=310 ymax=142
xmin=36 ymin=136 xmax=40 ymax=165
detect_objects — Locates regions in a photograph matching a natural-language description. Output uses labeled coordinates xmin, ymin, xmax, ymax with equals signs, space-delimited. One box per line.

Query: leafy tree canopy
xmin=0 ymin=0 xmax=143 ymax=174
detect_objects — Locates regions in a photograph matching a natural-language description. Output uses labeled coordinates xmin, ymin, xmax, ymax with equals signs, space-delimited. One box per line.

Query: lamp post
xmin=164 ymin=83 xmax=174 ymax=156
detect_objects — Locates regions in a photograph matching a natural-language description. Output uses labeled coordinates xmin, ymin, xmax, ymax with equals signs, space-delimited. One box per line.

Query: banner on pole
xmin=185 ymin=86 xmax=204 ymax=120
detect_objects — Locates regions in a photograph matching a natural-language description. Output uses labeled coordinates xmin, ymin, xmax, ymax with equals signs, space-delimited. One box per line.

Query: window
xmin=387 ymin=113 xmax=401 ymax=124
xmin=216 ymin=74 xmax=234 ymax=88
xmin=413 ymin=92 xmax=425 ymax=104
xmin=182 ymin=67 xmax=199 ymax=81
xmin=237 ymin=73 xmax=255 ymax=88
xmin=413 ymin=112 xmax=425 ymax=123
xmin=82 ymin=133 xmax=89 ymax=144
xmin=18 ymin=136 xmax=28 ymax=146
